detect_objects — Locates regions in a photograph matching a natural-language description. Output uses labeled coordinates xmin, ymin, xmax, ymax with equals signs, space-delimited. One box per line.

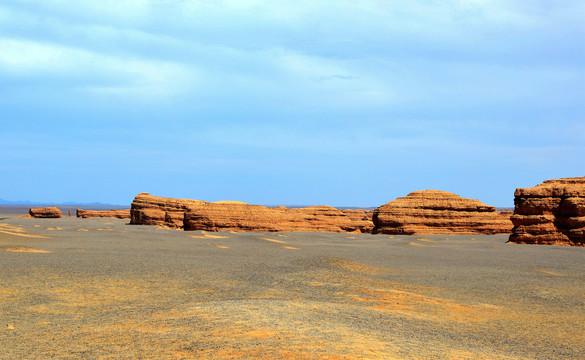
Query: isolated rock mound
xmin=131 ymin=193 xmax=373 ymax=233
xmin=509 ymin=177 xmax=585 ymax=246
xmin=28 ymin=207 xmax=62 ymax=218
xmin=76 ymin=209 xmax=130 ymax=219
xmin=372 ymin=190 xmax=512 ymax=235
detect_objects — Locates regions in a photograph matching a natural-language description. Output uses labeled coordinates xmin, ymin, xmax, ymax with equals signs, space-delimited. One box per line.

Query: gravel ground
xmin=1 ymin=209 xmax=584 ymax=359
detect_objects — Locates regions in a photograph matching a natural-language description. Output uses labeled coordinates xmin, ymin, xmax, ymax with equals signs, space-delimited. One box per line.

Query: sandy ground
xmin=1 ymin=208 xmax=584 ymax=359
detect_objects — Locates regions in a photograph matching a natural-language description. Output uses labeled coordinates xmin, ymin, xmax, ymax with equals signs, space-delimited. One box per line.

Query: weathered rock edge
xmin=372 ymin=190 xmax=512 ymax=235
xmin=76 ymin=209 xmax=131 ymax=219
xmin=509 ymin=177 xmax=585 ymax=246
xmin=130 ymin=193 xmax=373 ymax=233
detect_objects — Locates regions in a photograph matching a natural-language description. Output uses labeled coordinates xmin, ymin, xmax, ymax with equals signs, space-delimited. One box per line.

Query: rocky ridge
xmin=131 ymin=193 xmax=373 ymax=233
xmin=509 ymin=177 xmax=585 ymax=246
xmin=372 ymin=190 xmax=512 ymax=235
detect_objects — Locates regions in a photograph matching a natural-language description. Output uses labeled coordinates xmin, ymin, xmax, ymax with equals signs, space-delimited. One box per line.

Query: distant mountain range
xmin=0 ymin=198 xmax=123 ymax=207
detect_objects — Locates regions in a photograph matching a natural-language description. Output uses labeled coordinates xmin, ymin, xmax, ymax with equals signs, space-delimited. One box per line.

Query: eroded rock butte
xmin=131 ymin=193 xmax=373 ymax=233
xmin=28 ymin=207 xmax=62 ymax=218
xmin=372 ymin=190 xmax=512 ymax=235
xmin=509 ymin=177 xmax=585 ymax=246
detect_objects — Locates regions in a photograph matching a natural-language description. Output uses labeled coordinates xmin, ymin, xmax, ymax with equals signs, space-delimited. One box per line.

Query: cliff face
xmin=184 ymin=204 xmax=370 ymax=233
xmin=76 ymin=209 xmax=130 ymax=219
xmin=509 ymin=177 xmax=585 ymax=246
xmin=28 ymin=207 xmax=62 ymax=218
xmin=130 ymin=193 xmax=373 ymax=233
xmin=372 ymin=190 xmax=512 ymax=235
xmin=340 ymin=209 xmax=374 ymax=233
xmin=130 ymin=193 xmax=205 ymax=229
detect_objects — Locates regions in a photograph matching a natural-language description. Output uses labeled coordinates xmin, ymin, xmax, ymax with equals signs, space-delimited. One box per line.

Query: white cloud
xmin=0 ymin=36 xmax=198 ymax=101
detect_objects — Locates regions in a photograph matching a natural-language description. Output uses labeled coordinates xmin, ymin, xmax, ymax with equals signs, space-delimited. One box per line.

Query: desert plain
xmin=1 ymin=206 xmax=585 ymax=359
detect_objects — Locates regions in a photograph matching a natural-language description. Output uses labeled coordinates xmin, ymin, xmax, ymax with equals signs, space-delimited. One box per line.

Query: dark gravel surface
xmin=1 ymin=211 xmax=584 ymax=359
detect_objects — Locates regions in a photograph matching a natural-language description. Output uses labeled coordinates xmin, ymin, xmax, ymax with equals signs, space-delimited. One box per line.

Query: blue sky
xmin=1 ymin=1 xmax=583 ymax=207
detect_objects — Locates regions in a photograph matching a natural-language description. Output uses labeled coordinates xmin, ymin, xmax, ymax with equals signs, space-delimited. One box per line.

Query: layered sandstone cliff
xmin=372 ymin=190 xmax=512 ymax=235
xmin=76 ymin=209 xmax=130 ymax=219
xmin=184 ymin=204 xmax=370 ymax=233
xmin=28 ymin=207 xmax=62 ymax=218
xmin=130 ymin=193 xmax=205 ymax=228
xmin=131 ymin=193 xmax=373 ymax=233
xmin=340 ymin=209 xmax=374 ymax=233
xmin=509 ymin=177 xmax=585 ymax=246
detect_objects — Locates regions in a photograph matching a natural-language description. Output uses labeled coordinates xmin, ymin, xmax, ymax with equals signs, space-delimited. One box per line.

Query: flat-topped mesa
xmin=184 ymin=203 xmax=369 ymax=233
xmin=372 ymin=190 xmax=512 ymax=235
xmin=76 ymin=209 xmax=130 ymax=219
xmin=130 ymin=192 xmax=205 ymax=229
xmin=28 ymin=207 xmax=62 ymax=218
xmin=130 ymin=193 xmax=373 ymax=233
xmin=509 ymin=177 xmax=585 ymax=246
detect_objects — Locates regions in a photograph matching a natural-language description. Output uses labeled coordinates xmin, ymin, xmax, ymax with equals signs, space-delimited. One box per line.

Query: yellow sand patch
xmin=261 ymin=237 xmax=286 ymax=244
xmin=406 ymin=242 xmax=435 ymax=247
xmin=97 ymin=228 xmax=113 ymax=231
xmin=348 ymin=288 xmax=505 ymax=323
xmin=0 ymin=223 xmax=47 ymax=238
xmin=0 ymin=288 xmax=19 ymax=296
xmin=46 ymin=227 xmax=62 ymax=231
xmin=0 ymin=230 xmax=47 ymax=238
xmin=330 ymin=258 xmax=394 ymax=276
xmin=77 ymin=228 xmax=89 ymax=231
xmin=277 ymin=234 xmax=289 ymax=238
xmin=6 ymin=324 xmax=15 ymax=330
xmin=189 ymin=234 xmax=229 ymax=239
xmin=416 ymin=238 xmax=437 ymax=242
xmin=281 ymin=246 xmax=299 ymax=250
xmin=0 ymin=246 xmax=51 ymax=253
xmin=535 ymin=268 xmax=567 ymax=276
xmin=388 ymin=236 xmax=395 ymax=239
xmin=215 ymin=245 xmax=230 ymax=249
xmin=346 ymin=236 xmax=356 ymax=239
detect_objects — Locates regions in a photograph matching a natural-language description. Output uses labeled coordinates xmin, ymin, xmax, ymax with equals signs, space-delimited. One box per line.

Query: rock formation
xmin=509 ymin=177 xmax=585 ymax=246
xmin=131 ymin=193 xmax=373 ymax=233
xmin=340 ymin=209 xmax=374 ymax=233
xmin=184 ymin=203 xmax=370 ymax=233
xmin=28 ymin=207 xmax=62 ymax=218
xmin=372 ymin=190 xmax=512 ymax=235
xmin=76 ymin=209 xmax=131 ymax=219
xmin=130 ymin=193 xmax=205 ymax=229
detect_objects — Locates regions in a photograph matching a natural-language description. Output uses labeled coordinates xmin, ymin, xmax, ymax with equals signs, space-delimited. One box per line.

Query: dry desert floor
xmin=1 ymin=208 xmax=584 ymax=359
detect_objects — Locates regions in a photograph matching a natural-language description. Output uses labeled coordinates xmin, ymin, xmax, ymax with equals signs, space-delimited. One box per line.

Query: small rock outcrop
xmin=76 ymin=209 xmax=131 ymax=219
xmin=509 ymin=177 xmax=585 ymax=246
xmin=28 ymin=207 xmax=62 ymax=218
xmin=372 ymin=190 xmax=512 ymax=235
xmin=131 ymin=193 xmax=373 ymax=233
